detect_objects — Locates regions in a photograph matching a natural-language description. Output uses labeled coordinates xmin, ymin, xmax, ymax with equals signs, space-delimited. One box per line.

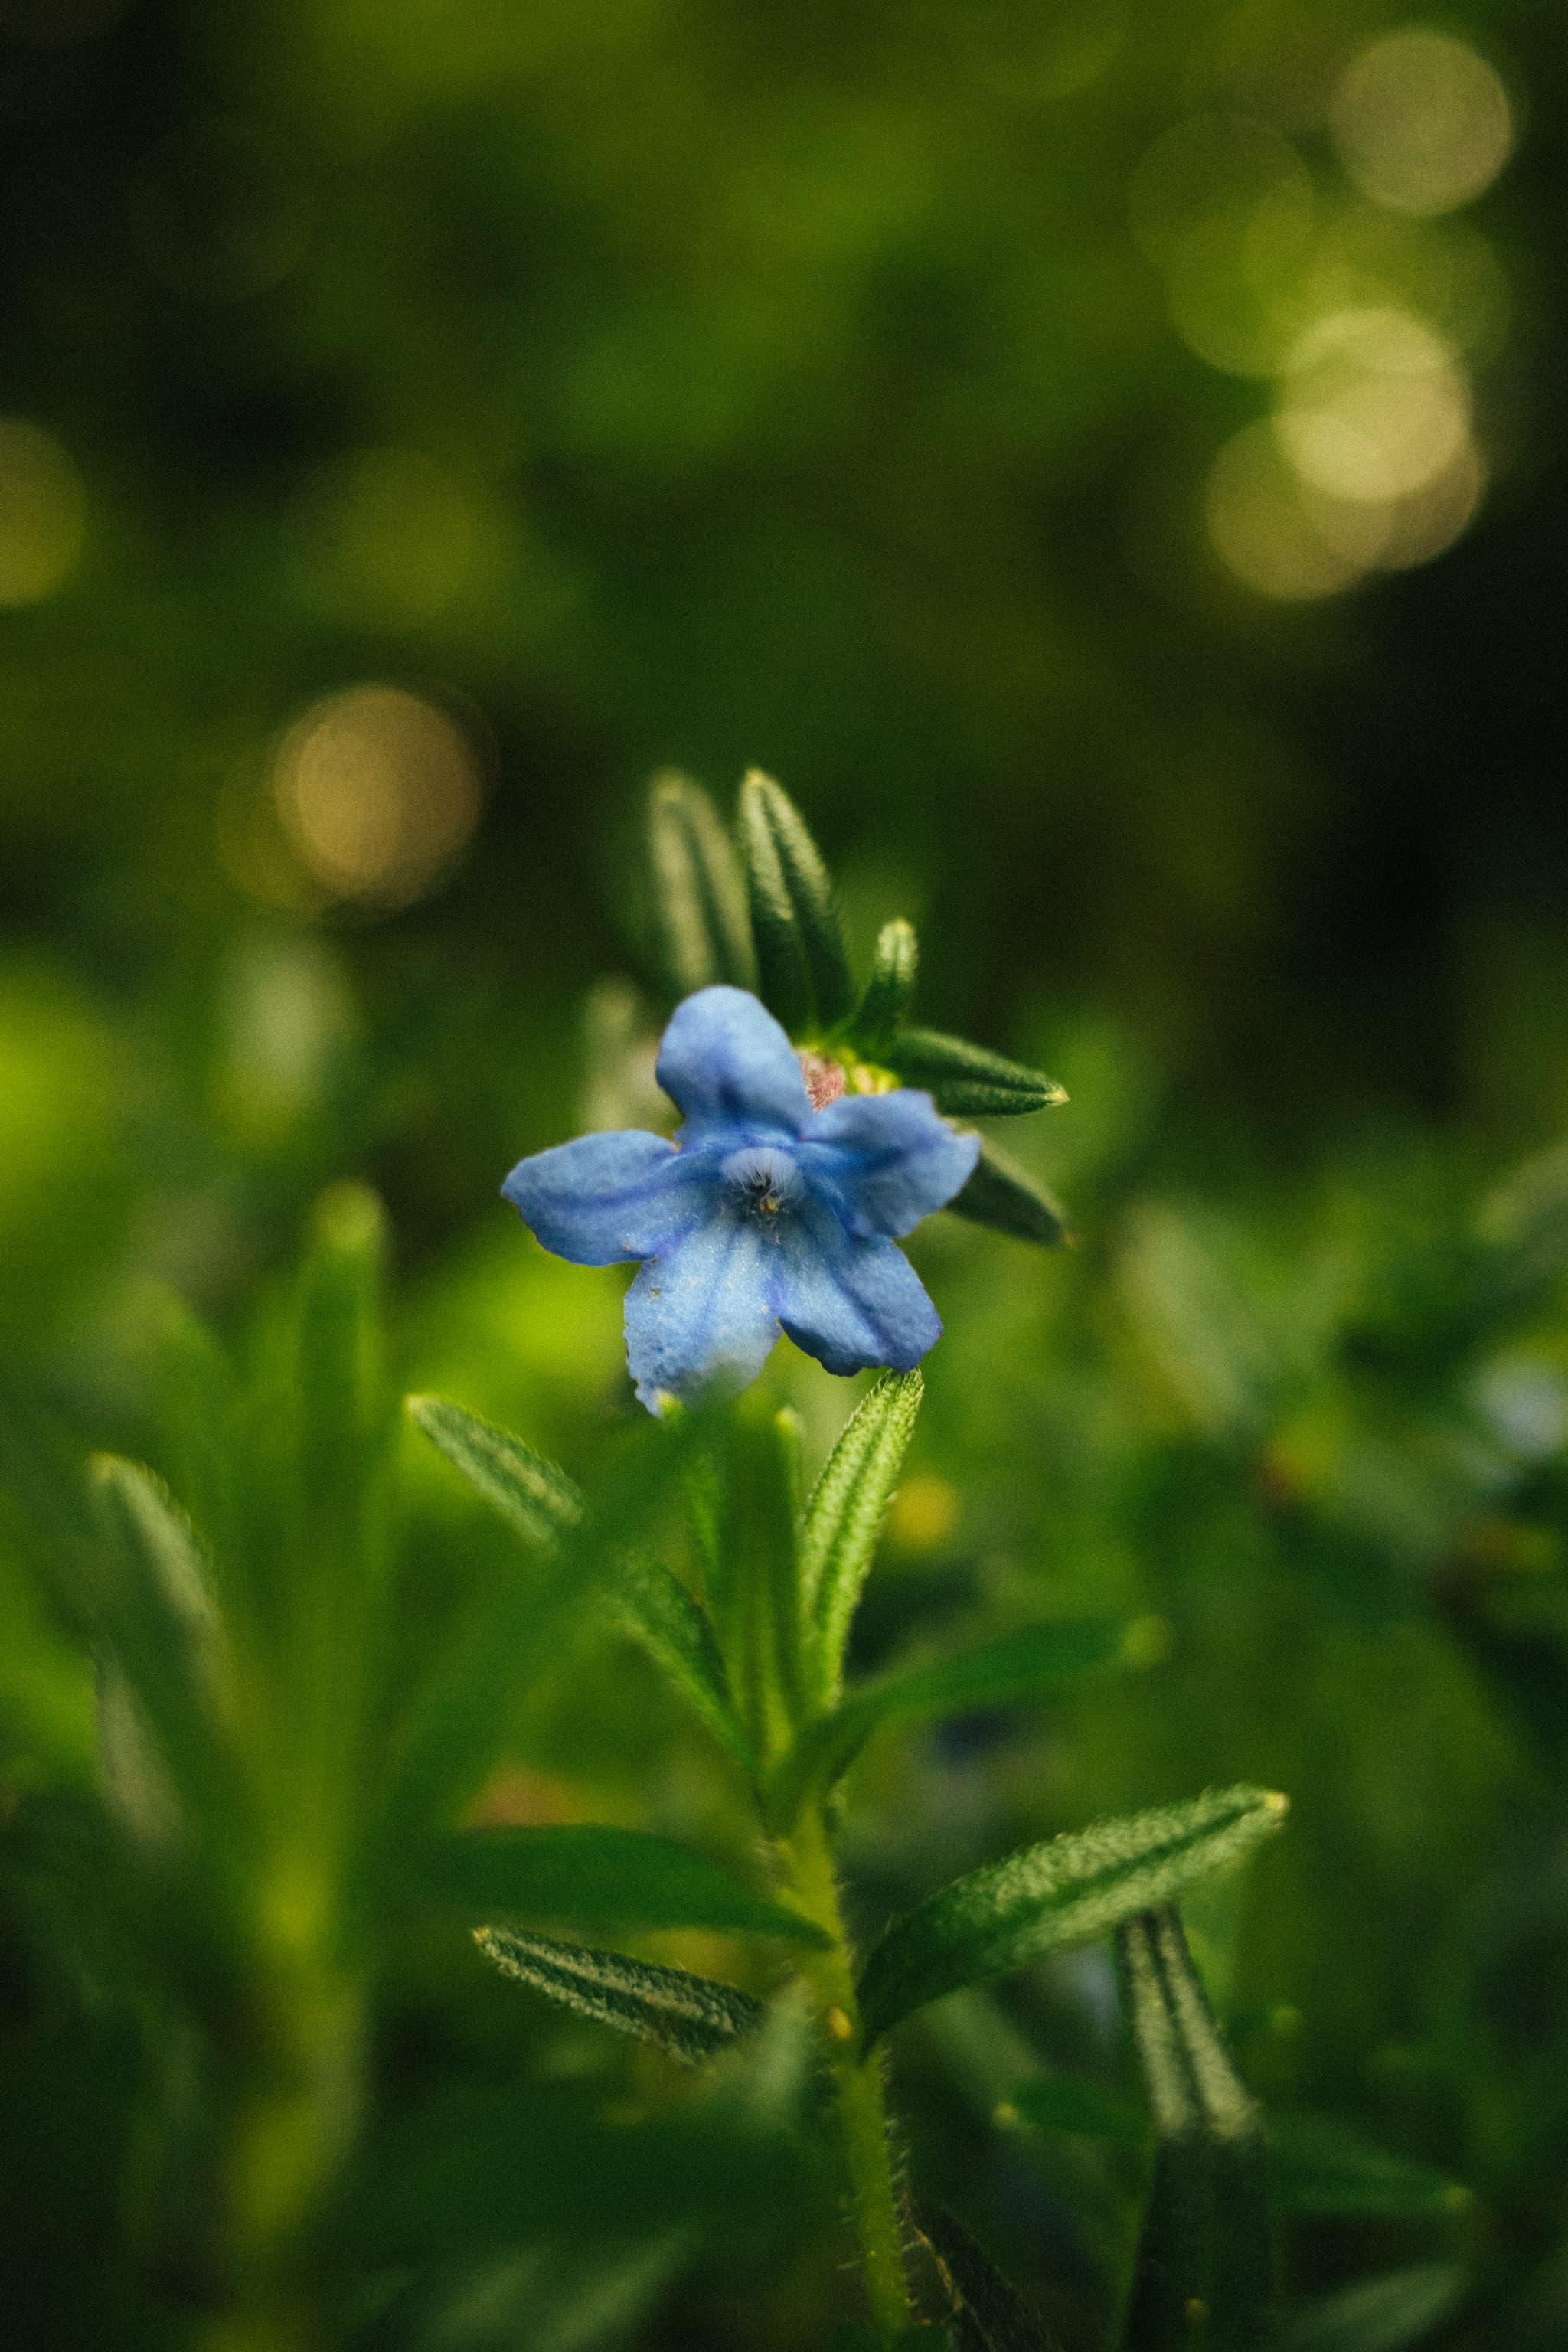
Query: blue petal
xmin=624 ymin=1213 xmax=780 ymax=1409
xmin=503 ymin=1131 xmax=705 ymax=1265
xmin=656 ymin=986 xmax=812 ymax=1145
xmin=770 ymin=1197 xmax=942 ymax=1377
xmin=799 ymin=1091 xmax=979 ymax=1239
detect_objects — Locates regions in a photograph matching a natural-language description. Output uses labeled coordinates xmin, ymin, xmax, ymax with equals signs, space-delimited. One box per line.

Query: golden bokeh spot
xmin=0 ymin=419 xmax=87 ymax=607
xmin=1275 ymin=307 xmax=1469 ymax=505
xmin=887 ymin=1473 xmax=960 ymax=1552
xmin=289 ymin=447 xmax=497 ymax=628
xmin=1331 ymin=31 xmax=1513 ymax=220
xmin=1206 ymin=423 xmax=1364 ymax=602
xmin=272 ymin=684 xmax=482 ymax=911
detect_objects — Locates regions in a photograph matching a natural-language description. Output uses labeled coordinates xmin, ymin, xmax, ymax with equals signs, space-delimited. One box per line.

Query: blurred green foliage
xmin=2 ymin=0 xmax=1568 ymax=2345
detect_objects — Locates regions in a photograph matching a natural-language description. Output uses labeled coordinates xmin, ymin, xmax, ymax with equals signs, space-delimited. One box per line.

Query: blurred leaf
xmin=1005 ymin=2073 xmax=1147 ymax=2148
xmin=473 ymin=1928 xmax=764 ymax=2066
xmin=647 ymin=769 xmax=756 ymax=996
xmin=947 ymin=1142 xmax=1068 ymax=1247
xmin=766 ymin=1619 xmax=1141 ymax=1833
xmin=1476 ymin=1141 xmax=1568 ymax=1316
xmin=739 ymin=769 xmax=854 ymax=1035
xmin=413 ymin=1824 xmax=827 ymax=1943
xmin=1279 ymin=2266 xmax=1466 ymax=2352
xmin=697 ymin=1398 xmax=804 ymax=1765
xmin=799 ymin=1370 xmax=923 ymax=1712
xmin=407 ymin=1394 xmax=583 ymax=1547
xmin=357 ymin=2236 xmax=691 ymax=2352
xmin=858 ymin=1787 xmax=1288 ymax=2043
xmin=1116 ymin=1907 xmax=1272 ymax=2352
xmin=1268 ymin=2114 xmax=1465 ymax=2219
xmin=850 ymin=918 xmax=920 ymax=1054
xmin=608 ymin=1552 xmax=758 ymax=1774
xmin=924 ymin=2204 xmax=1060 ymax=2350
xmin=881 ymin=1030 xmax=1066 ymax=1118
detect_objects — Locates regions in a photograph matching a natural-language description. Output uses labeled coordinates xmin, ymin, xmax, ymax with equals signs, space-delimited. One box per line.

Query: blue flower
xmin=503 ymin=985 xmax=980 ymax=1411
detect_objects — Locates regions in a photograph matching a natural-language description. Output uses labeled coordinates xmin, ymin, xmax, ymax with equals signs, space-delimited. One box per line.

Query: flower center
xmin=720 ymin=1145 xmax=805 ymax=1219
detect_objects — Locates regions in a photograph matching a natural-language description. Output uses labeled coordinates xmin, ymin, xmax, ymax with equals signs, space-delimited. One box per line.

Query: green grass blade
xmin=413 ymin=1824 xmax=825 ymax=1942
xmin=882 ymin=1028 xmax=1067 ymax=1117
xmin=799 ymin=1370 xmax=923 ymax=1710
xmin=407 ymin=1393 xmax=583 ymax=1546
xmin=648 ymin=768 xmax=756 ymax=993
xmin=766 ymin=1619 xmax=1144 ymax=1834
xmin=857 ymin=1786 xmax=1288 ymax=2044
xmin=946 ymin=1142 xmax=1069 ymax=1247
xmin=739 ymin=769 xmax=854 ymax=1033
xmin=1279 ymin=2267 xmax=1465 ymax=2352
xmin=473 ymin=1927 xmax=765 ymax=2065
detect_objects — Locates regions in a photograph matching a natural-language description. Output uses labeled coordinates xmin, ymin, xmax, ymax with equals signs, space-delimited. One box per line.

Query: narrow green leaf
xmin=415 ymin=1824 xmax=827 ymax=1943
xmin=882 ymin=1029 xmax=1067 ymax=1118
xmin=948 ymin=1142 xmax=1069 ymax=1248
xmin=1279 ymin=2266 xmax=1465 ymax=2352
xmin=1117 ymin=1907 xmax=1273 ymax=2352
xmin=851 ymin=917 xmax=920 ymax=1053
xmin=799 ymin=1370 xmax=923 ymax=1710
xmin=647 ymin=768 xmax=756 ymax=995
xmin=857 ymin=1786 xmax=1288 ymax=2044
xmin=739 ymin=768 xmax=854 ymax=1033
xmin=609 ymin=1552 xmax=758 ymax=1773
xmin=407 ymin=1393 xmax=583 ymax=1546
xmin=1004 ymin=2073 xmax=1146 ymax=2148
xmin=925 ymin=2206 xmax=1060 ymax=2352
xmin=474 ymin=1927 xmax=765 ymax=2066
xmin=767 ymin=1619 xmax=1142 ymax=1834
xmin=1269 ymin=2115 xmax=1466 ymax=2219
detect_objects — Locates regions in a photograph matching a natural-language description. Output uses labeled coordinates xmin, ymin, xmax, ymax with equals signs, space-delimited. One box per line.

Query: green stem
xmin=780 ymin=1806 xmax=913 ymax=2333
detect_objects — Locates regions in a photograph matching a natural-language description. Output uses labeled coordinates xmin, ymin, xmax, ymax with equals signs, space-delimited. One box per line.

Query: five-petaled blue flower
xmin=503 ymin=986 xmax=979 ymax=1411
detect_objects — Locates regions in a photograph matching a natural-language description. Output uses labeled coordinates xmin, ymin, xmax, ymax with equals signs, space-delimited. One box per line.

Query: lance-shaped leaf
xmin=1116 ymin=1907 xmax=1272 ymax=2352
xmin=1004 ymin=2073 xmax=1146 ymax=2148
xmin=767 ymin=1619 xmax=1142 ymax=1834
xmin=948 ymin=1142 xmax=1069 ymax=1248
xmin=407 ymin=1393 xmax=583 ymax=1547
xmin=857 ymin=1785 xmax=1288 ymax=2045
xmin=415 ymin=1824 xmax=826 ymax=1943
xmin=739 ymin=769 xmax=854 ymax=1034
xmin=1279 ymin=2265 xmax=1465 ymax=2352
xmin=925 ymin=2206 xmax=1061 ymax=2352
xmin=881 ymin=1029 xmax=1067 ymax=1118
xmin=474 ymin=1927 xmax=765 ymax=2066
xmin=1268 ymin=2115 xmax=1466 ymax=2219
xmin=648 ymin=769 xmax=756 ymax=995
xmin=799 ymin=1370 xmax=922 ymax=1710
xmin=851 ymin=917 xmax=920 ymax=1054
xmin=609 ymin=1552 xmax=758 ymax=1773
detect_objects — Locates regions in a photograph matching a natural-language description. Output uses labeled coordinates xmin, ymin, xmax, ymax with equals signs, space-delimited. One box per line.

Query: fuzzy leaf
xmin=881 ymin=1028 xmax=1067 ymax=1118
xmin=851 ymin=918 xmax=920 ymax=1053
xmin=648 ymin=769 xmax=756 ymax=995
xmin=407 ymin=1393 xmax=583 ymax=1547
xmin=739 ymin=769 xmax=854 ymax=1034
xmin=947 ymin=1142 xmax=1069 ymax=1247
xmin=925 ymin=2206 xmax=1060 ymax=2352
xmin=474 ymin=1928 xmax=765 ymax=2065
xmin=858 ymin=1786 xmax=1288 ymax=2044
xmin=799 ymin=1370 xmax=923 ymax=1710
xmin=1117 ymin=1907 xmax=1273 ymax=2351
xmin=415 ymin=1825 xmax=827 ymax=1943
xmin=609 ymin=1553 xmax=758 ymax=1772
xmin=767 ymin=1619 xmax=1140 ymax=1834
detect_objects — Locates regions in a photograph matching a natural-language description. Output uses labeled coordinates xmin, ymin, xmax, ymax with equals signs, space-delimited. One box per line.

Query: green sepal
xmin=739 ymin=769 xmax=854 ymax=1034
xmin=609 ymin=1552 xmax=759 ymax=1775
xmin=948 ymin=1142 xmax=1069 ymax=1248
xmin=924 ymin=2205 xmax=1060 ymax=2351
xmin=406 ymin=1393 xmax=583 ymax=1547
xmin=647 ymin=768 xmax=756 ymax=995
xmin=1116 ymin=1906 xmax=1273 ymax=2352
xmin=473 ymin=1926 xmax=765 ymax=2066
xmin=881 ymin=1028 xmax=1067 ymax=1118
xmin=766 ymin=1618 xmax=1141 ymax=1835
xmin=857 ymin=1785 xmax=1288 ymax=2046
xmin=1268 ymin=2115 xmax=1465 ymax=2219
xmin=799 ymin=1370 xmax=923 ymax=1712
xmin=411 ymin=1824 xmax=826 ymax=1943
xmin=850 ymin=918 xmax=920 ymax=1053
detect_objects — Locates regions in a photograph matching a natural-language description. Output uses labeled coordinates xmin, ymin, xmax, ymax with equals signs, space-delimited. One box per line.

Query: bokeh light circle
xmin=271 ymin=685 xmax=483 ymax=910
xmin=0 ymin=420 xmax=87 ymax=606
xmin=1274 ymin=307 xmax=1469 ymax=502
xmin=1331 ymin=30 xmax=1513 ymax=218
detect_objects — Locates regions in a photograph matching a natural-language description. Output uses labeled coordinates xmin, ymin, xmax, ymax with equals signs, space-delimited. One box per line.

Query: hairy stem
xmin=780 ymin=1806 xmax=912 ymax=2332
